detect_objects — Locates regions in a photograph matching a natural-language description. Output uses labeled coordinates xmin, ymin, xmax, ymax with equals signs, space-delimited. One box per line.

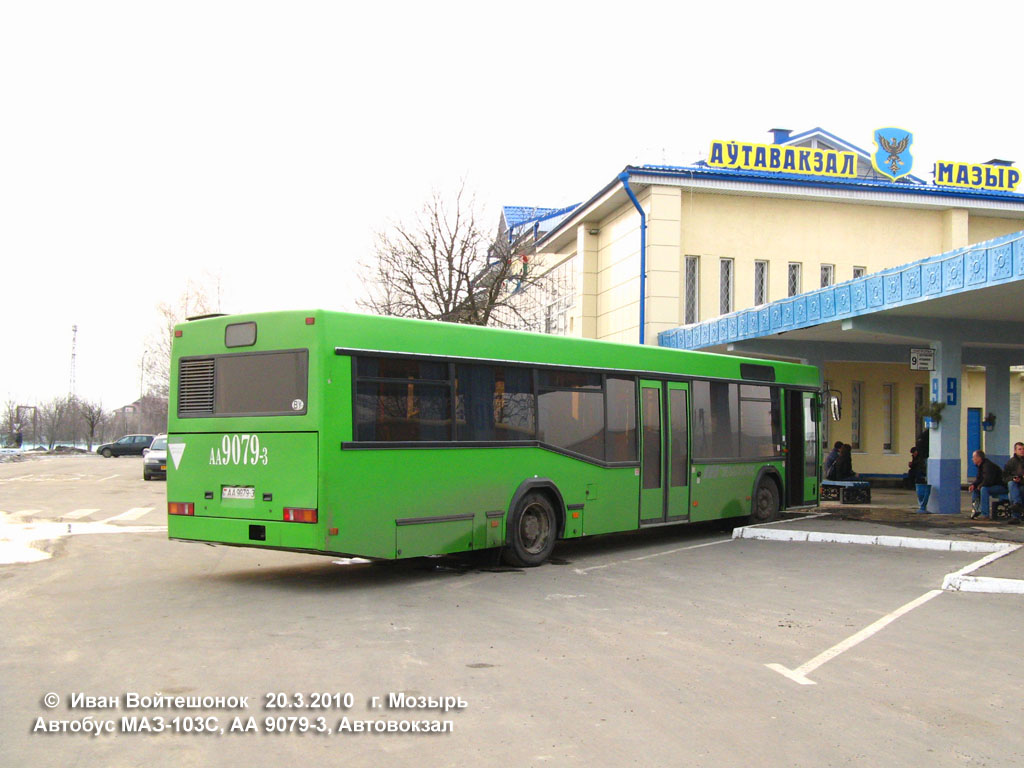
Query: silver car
xmin=143 ymin=435 xmax=168 ymax=481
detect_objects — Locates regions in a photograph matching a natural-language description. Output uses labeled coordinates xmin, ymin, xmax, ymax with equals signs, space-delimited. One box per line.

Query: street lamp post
xmin=139 ymin=352 xmax=147 ymax=433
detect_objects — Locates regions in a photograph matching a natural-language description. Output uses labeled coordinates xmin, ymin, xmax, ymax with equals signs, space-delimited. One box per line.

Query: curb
xmin=732 ymin=526 xmax=1012 ymax=553
xmin=733 ymin=525 xmax=1024 ymax=594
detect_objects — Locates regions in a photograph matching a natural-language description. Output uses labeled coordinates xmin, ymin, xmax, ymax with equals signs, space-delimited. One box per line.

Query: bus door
xmin=639 ymin=380 xmax=690 ymax=525
xmin=785 ymin=390 xmax=820 ymax=507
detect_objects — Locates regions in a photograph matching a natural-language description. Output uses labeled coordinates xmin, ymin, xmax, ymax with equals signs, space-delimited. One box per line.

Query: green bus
xmin=167 ymin=310 xmax=821 ymax=566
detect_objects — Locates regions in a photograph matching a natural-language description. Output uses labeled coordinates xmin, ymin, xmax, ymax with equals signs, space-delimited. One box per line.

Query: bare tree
xmin=358 ymin=183 xmax=545 ymax=327
xmin=37 ymin=396 xmax=73 ymax=450
xmin=139 ymin=393 xmax=168 ymax=435
xmin=77 ymin=399 xmax=106 ymax=451
xmin=2 ymin=400 xmax=15 ymax=444
xmin=143 ymin=275 xmax=224 ymax=399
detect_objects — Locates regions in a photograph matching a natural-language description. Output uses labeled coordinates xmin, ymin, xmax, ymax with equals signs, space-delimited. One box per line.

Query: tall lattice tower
xmin=69 ymin=324 xmax=77 ymax=398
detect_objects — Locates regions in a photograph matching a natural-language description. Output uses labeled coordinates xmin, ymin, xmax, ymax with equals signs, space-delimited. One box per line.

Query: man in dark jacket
xmin=1002 ymin=442 xmax=1024 ymax=524
xmin=969 ymin=450 xmax=1007 ymax=520
xmin=823 ymin=441 xmax=842 ymax=480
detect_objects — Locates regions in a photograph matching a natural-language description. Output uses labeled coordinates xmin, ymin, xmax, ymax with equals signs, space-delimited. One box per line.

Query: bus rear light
xmin=305 ymin=317 xmax=315 ymax=325
xmin=169 ymin=502 xmax=194 ymax=516
xmin=283 ymin=508 xmax=317 ymax=523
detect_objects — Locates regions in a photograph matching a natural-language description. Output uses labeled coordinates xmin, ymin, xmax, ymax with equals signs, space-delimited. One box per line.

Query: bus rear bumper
xmin=168 ymin=515 xmax=323 ymax=551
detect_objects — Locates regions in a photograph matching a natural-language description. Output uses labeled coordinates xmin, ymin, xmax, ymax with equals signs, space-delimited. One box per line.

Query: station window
xmin=787 ymin=263 xmax=802 ymax=297
xmin=684 ymin=256 xmax=699 ymax=324
xmin=719 ymin=258 xmax=734 ymax=314
xmin=754 ymin=261 xmax=768 ymax=306
xmin=821 ymin=264 xmax=834 ymax=288
xmin=853 ymin=266 xmax=867 ymax=279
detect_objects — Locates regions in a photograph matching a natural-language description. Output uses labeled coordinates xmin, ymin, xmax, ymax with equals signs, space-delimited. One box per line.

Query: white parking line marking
xmin=101 ymin=507 xmax=155 ymax=523
xmin=766 ymin=589 xmax=944 ymax=686
xmin=573 ymin=537 xmax=732 ymax=575
xmin=96 ymin=474 xmax=119 ymax=482
xmin=64 ymin=508 xmax=101 ymax=520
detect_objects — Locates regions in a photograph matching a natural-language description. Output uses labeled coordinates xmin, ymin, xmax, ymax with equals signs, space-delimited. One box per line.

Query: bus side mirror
xmin=828 ymin=390 xmax=842 ymax=421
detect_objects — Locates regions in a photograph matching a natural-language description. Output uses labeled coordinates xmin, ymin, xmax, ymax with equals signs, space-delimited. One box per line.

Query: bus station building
xmin=504 ymin=127 xmax=1024 ymax=514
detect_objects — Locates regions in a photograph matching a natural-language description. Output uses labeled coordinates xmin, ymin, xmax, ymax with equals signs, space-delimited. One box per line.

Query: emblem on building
xmin=872 ymin=128 xmax=914 ymax=181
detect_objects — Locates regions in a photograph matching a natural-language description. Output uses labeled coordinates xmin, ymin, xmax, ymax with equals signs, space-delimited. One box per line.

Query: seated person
xmin=823 ymin=441 xmax=842 ymax=481
xmin=1001 ymin=442 xmax=1024 ymax=525
xmin=833 ymin=443 xmax=857 ymax=481
xmin=969 ymin=449 xmax=1007 ymax=520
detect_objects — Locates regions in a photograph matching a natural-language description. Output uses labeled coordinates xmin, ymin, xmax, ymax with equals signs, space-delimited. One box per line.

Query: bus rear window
xmin=178 ymin=350 xmax=308 ymax=417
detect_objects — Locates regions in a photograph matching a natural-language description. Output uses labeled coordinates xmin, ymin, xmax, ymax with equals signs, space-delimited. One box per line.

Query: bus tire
xmin=502 ymin=491 xmax=557 ymax=567
xmin=751 ymin=478 xmax=780 ymax=523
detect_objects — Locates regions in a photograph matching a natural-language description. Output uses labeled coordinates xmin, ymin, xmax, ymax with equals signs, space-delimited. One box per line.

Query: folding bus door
xmin=639 ymin=380 xmax=690 ymax=525
xmin=785 ymin=390 xmax=820 ymax=507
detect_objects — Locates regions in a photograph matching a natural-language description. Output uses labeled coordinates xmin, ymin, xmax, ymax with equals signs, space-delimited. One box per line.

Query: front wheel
xmin=750 ymin=478 xmax=780 ymax=523
xmin=502 ymin=491 xmax=557 ymax=567
xmin=101 ymin=448 xmax=113 ymax=458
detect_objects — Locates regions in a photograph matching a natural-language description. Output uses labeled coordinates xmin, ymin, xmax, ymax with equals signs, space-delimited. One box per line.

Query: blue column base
xmin=926 ymin=458 xmax=962 ymax=515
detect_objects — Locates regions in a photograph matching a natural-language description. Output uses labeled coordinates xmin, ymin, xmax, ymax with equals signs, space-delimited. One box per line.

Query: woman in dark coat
xmin=833 ymin=444 xmax=856 ymax=481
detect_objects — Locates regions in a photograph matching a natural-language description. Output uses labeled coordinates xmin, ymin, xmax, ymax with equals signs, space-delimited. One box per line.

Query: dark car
xmin=96 ymin=434 xmax=155 ymax=458
xmin=143 ymin=435 xmax=168 ymax=481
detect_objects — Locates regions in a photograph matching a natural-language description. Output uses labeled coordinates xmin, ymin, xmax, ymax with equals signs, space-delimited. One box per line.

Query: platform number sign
xmin=946 ymin=377 xmax=958 ymax=406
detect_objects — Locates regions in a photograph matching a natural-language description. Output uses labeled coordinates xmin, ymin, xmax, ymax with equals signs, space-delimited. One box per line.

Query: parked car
xmin=96 ymin=434 xmax=155 ymax=458
xmin=143 ymin=435 xmax=168 ymax=480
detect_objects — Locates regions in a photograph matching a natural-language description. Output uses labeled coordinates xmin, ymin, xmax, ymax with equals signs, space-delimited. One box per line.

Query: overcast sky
xmin=3 ymin=1 xmax=1022 ymax=410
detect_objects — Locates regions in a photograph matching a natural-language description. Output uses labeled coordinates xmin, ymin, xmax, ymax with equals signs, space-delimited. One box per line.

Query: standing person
xmin=969 ymin=449 xmax=1007 ymax=520
xmin=1002 ymin=442 xmax=1024 ymax=525
xmin=904 ymin=446 xmax=926 ymax=489
xmin=915 ymin=428 xmax=929 ymax=461
xmin=823 ymin=441 xmax=842 ymax=480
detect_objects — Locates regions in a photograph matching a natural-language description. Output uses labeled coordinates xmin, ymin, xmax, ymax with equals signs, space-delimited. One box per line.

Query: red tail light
xmin=283 ymin=508 xmax=317 ymax=523
xmin=168 ymin=502 xmax=194 ymax=516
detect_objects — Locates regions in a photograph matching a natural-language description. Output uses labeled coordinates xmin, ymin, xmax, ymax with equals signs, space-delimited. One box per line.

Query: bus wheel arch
xmin=750 ymin=468 xmax=782 ymax=523
xmin=503 ymin=480 xmax=565 ymax=567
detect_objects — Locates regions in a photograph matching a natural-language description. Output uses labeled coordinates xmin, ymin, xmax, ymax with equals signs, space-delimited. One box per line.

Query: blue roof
xmin=627 ymin=163 xmax=1024 ymax=204
xmin=502 ymin=206 xmax=565 ymax=229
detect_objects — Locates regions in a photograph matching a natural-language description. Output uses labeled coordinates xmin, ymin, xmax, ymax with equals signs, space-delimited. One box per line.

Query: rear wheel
xmin=751 ymin=478 xmax=780 ymax=523
xmin=502 ymin=492 xmax=557 ymax=567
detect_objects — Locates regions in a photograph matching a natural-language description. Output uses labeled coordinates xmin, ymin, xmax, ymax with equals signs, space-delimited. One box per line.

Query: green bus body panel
xmin=323 ymin=447 xmax=639 ymax=559
xmin=167 ymin=432 xmax=317 ymax=521
xmin=167 ymin=310 xmax=820 ymax=560
xmin=690 ymin=460 xmax=784 ymax=522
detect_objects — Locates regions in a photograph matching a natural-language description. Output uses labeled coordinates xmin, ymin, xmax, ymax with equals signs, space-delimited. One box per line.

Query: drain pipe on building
xmin=618 ymin=172 xmax=647 ymax=344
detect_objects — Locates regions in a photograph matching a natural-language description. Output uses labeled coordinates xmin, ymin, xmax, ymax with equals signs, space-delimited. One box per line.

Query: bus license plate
xmin=222 ymin=486 xmax=255 ymax=500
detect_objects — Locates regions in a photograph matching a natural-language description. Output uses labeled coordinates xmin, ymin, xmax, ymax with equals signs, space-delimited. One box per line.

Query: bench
xmin=821 ymin=480 xmax=871 ymax=504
